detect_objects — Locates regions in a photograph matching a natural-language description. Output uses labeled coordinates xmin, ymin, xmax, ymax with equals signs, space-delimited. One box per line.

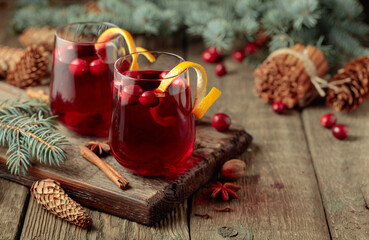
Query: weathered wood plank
xmin=0 ymin=179 xmax=29 ymax=240
xmin=21 ymin=197 xmax=189 ymax=240
xmin=187 ymin=40 xmax=330 ymax=240
xmin=0 ymin=80 xmax=252 ymax=226
xmin=302 ymin=102 xmax=369 ymax=239
xmin=0 ymin=2 xmax=30 ymax=240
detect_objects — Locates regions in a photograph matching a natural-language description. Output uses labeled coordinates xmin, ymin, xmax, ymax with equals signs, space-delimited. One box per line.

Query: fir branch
xmin=0 ymin=99 xmax=68 ymax=175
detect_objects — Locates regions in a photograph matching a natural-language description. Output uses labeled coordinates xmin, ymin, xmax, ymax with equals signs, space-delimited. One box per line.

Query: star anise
xmin=85 ymin=140 xmax=111 ymax=157
xmin=203 ymin=181 xmax=241 ymax=201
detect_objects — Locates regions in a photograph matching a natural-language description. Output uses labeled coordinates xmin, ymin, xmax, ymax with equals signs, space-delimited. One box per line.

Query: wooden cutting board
xmin=0 ymin=83 xmax=252 ymax=226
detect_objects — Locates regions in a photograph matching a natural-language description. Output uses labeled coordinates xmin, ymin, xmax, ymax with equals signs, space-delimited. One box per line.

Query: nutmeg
xmin=221 ymin=159 xmax=246 ymax=181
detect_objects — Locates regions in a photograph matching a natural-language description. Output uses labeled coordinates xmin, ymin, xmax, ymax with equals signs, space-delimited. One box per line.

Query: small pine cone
xmin=84 ymin=1 xmax=101 ymax=13
xmin=31 ymin=179 xmax=92 ymax=228
xmin=0 ymin=46 xmax=24 ymax=70
xmin=6 ymin=45 xmax=49 ymax=88
xmin=19 ymin=27 xmax=55 ymax=51
xmin=326 ymin=56 xmax=369 ymax=112
xmin=254 ymin=30 xmax=270 ymax=47
xmin=0 ymin=59 xmax=8 ymax=78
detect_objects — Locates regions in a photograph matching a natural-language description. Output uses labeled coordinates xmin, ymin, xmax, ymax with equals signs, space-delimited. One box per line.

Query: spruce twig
xmin=0 ymin=99 xmax=68 ymax=175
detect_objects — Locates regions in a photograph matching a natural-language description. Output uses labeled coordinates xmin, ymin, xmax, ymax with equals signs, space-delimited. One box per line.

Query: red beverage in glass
xmin=50 ymin=22 xmax=123 ymax=137
xmin=110 ymin=52 xmax=196 ymax=178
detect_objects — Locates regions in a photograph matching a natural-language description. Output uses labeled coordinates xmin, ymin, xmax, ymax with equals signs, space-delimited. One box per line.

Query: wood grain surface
xmin=187 ymin=41 xmax=330 ymax=240
xmin=0 ymin=81 xmax=252 ymax=226
xmin=1 ymin=0 xmax=369 ymax=239
xmin=302 ymin=102 xmax=369 ymax=240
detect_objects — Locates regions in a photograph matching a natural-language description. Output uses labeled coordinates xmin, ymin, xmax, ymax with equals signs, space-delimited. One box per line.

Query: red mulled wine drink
xmin=50 ymin=22 xmax=125 ymax=137
xmin=110 ymin=52 xmax=196 ymax=178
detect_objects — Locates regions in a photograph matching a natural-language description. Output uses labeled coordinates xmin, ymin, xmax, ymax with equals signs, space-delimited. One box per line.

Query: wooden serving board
xmin=0 ymin=83 xmax=252 ymax=226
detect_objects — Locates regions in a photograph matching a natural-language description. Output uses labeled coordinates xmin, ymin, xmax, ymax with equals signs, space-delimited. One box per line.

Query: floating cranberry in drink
xmin=50 ymin=22 xmax=125 ymax=137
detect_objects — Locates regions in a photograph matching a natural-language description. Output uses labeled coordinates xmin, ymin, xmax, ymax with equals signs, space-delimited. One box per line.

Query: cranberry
xmin=272 ymin=101 xmax=285 ymax=114
xmin=201 ymin=47 xmax=220 ymax=63
xmin=139 ymin=91 xmax=159 ymax=107
xmin=244 ymin=42 xmax=259 ymax=55
xmin=90 ymin=59 xmax=108 ymax=75
xmin=119 ymin=90 xmax=139 ymax=105
xmin=120 ymin=85 xmax=142 ymax=105
xmin=215 ymin=62 xmax=227 ymax=76
xmin=211 ymin=113 xmax=231 ymax=131
xmin=320 ymin=113 xmax=337 ymax=128
xmin=123 ymin=71 xmax=143 ymax=80
xmin=332 ymin=124 xmax=349 ymax=140
xmin=232 ymin=49 xmax=245 ymax=62
xmin=123 ymin=84 xmax=143 ymax=96
xmin=68 ymin=58 xmax=89 ymax=76
xmin=159 ymin=71 xmax=170 ymax=79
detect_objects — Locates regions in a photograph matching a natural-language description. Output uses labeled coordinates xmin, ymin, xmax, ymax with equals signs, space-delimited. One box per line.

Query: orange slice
xmin=96 ymin=28 xmax=155 ymax=70
xmin=157 ymin=61 xmax=221 ymax=119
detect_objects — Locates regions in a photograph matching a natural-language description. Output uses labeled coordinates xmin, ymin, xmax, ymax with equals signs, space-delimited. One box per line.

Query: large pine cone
xmin=253 ymin=44 xmax=329 ymax=108
xmin=31 ymin=179 xmax=92 ymax=228
xmin=326 ymin=56 xmax=369 ymax=112
xmin=6 ymin=45 xmax=49 ymax=88
xmin=19 ymin=27 xmax=55 ymax=51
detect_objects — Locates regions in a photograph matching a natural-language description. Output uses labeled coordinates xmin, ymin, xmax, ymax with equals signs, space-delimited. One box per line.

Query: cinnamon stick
xmin=79 ymin=145 xmax=129 ymax=190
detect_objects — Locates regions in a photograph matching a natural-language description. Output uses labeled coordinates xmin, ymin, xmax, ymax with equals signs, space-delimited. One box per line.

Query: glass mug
xmin=110 ymin=52 xmax=196 ymax=178
xmin=50 ymin=22 xmax=127 ymax=137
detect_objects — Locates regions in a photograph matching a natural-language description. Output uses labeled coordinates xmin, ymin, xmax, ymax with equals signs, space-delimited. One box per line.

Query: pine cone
xmin=5 ymin=45 xmax=49 ymax=88
xmin=84 ymin=1 xmax=101 ymax=13
xmin=31 ymin=179 xmax=92 ymax=228
xmin=326 ymin=56 xmax=369 ymax=112
xmin=254 ymin=30 xmax=270 ymax=47
xmin=19 ymin=27 xmax=55 ymax=52
xmin=0 ymin=59 xmax=8 ymax=78
xmin=253 ymin=44 xmax=329 ymax=108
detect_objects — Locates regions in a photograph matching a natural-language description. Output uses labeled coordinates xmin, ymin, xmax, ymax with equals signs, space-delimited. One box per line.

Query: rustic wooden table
xmin=1 ymin=3 xmax=369 ymax=240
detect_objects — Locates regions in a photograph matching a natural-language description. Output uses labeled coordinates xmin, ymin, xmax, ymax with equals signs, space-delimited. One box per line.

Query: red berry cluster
xmin=320 ymin=113 xmax=349 ymax=140
xmin=201 ymin=47 xmax=227 ymax=77
xmin=201 ymin=42 xmax=260 ymax=78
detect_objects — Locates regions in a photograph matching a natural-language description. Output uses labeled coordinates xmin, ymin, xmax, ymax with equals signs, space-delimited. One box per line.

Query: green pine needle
xmin=0 ymin=99 xmax=69 ymax=175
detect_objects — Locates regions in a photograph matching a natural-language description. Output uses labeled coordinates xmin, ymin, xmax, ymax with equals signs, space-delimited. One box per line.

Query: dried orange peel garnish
xmin=95 ymin=28 xmax=155 ymax=70
xmin=157 ymin=61 xmax=221 ymax=119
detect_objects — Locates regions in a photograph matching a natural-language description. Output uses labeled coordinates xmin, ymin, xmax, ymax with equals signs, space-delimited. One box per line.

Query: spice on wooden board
xmin=79 ymin=145 xmax=129 ymax=190
xmin=203 ymin=182 xmax=241 ymax=201
xmin=85 ymin=140 xmax=111 ymax=157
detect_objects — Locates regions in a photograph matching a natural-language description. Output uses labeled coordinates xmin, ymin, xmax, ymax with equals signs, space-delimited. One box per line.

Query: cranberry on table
xmin=201 ymin=47 xmax=220 ymax=63
xmin=159 ymin=71 xmax=170 ymax=79
xmin=90 ymin=59 xmax=108 ymax=76
xmin=212 ymin=113 xmax=231 ymax=131
xmin=215 ymin=62 xmax=227 ymax=76
xmin=68 ymin=58 xmax=89 ymax=76
xmin=271 ymin=101 xmax=286 ymax=114
xmin=123 ymin=71 xmax=143 ymax=80
xmin=232 ymin=49 xmax=245 ymax=62
xmin=332 ymin=124 xmax=349 ymax=140
xmin=244 ymin=42 xmax=259 ymax=55
xmin=320 ymin=113 xmax=337 ymax=128
xmin=139 ymin=91 xmax=159 ymax=107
